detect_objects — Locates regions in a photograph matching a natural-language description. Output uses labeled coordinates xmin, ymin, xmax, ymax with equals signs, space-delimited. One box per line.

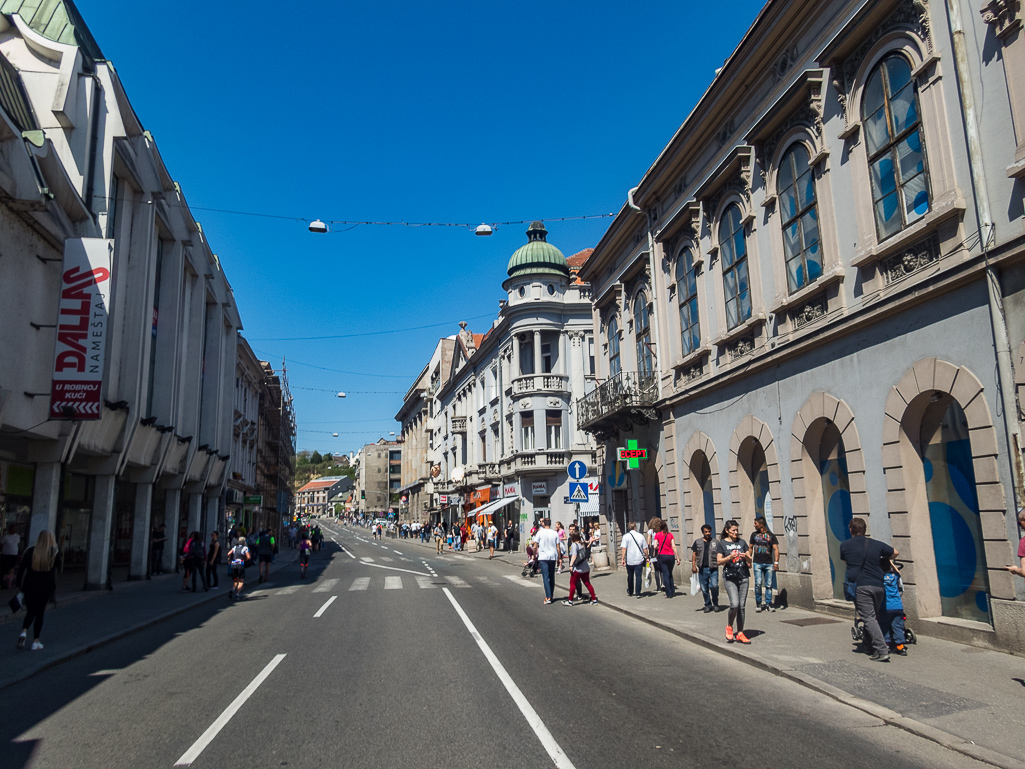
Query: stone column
xmin=85 ymin=474 xmax=117 ymax=590
xmin=187 ymin=492 xmax=203 ymax=534
xmin=29 ymin=462 xmax=62 ymax=542
xmin=205 ymin=496 xmax=220 ymax=540
xmin=163 ymin=488 xmax=181 ymax=573
xmin=559 ymin=332 xmax=568 ymax=376
xmin=533 ymin=330 xmax=542 ymax=377
xmin=512 ymin=336 xmax=521 ymax=377
xmin=128 ymin=483 xmax=153 ymax=580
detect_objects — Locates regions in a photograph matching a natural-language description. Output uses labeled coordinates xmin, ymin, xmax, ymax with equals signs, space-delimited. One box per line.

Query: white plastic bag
xmin=643 ymin=561 xmax=652 ymax=588
xmin=690 ymin=572 xmax=701 ymax=596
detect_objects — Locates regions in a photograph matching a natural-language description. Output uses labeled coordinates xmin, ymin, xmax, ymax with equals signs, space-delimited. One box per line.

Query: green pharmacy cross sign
xmin=617 ymin=440 xmax=648 ymax=469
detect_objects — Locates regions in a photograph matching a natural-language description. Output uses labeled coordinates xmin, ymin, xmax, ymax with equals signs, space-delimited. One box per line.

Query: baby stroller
xmin=521 ymin=544 xmax=538 ymax=578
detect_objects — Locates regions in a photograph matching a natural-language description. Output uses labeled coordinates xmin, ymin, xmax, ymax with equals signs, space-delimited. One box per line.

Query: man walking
xmin=531 ymin=518 xmax=560 ymax=605
xmin=505 ymin=521 xmax=516 ymax=552
xmin=691 ymin=524 xmax=721 ymax=612
xmin=434 ymin=522 xmax=445 ymax=554
xmin=840 ymin=517 xmax=897 ymax=662
xmin=257 ymin=528 xmax=273 ymax=584
xmin=620 ymin=522 xmax=647 ymax=598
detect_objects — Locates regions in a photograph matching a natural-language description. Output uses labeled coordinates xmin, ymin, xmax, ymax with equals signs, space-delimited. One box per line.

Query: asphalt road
xmin=0 ymin=522 xmax=995 ymax=769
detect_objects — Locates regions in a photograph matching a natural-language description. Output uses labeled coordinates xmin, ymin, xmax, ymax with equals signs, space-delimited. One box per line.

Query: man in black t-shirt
xmin=839 ymin=517 xmax=897 ymax=662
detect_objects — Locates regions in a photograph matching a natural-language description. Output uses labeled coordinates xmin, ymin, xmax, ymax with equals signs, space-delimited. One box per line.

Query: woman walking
xmin=651 ymin=517 xmax=681 ymax=598
xmin=16 ymin=530 xmax=58 ymax=651
xmin=717 ymin=520 xmax=753 ymax=644
xmin=562 ymin=531 xmax=598 ymax=605
xmin=646 ymin=518 xmax=663 ymax=593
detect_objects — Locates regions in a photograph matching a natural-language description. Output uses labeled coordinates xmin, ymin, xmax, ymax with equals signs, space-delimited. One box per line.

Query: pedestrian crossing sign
xmin=569 ymin=482 xmax=589 ymax=502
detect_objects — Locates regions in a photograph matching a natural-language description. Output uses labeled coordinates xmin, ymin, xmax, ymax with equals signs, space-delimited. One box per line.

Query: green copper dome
xmin=507 ymin=221 xmax=569 ymax=279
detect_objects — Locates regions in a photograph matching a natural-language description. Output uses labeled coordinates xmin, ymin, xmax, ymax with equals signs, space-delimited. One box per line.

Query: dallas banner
xmin=49 ymin=238 xmax=114 ymax=420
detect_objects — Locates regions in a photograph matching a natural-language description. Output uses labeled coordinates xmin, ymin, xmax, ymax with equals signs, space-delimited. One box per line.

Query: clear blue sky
xmin=76 ymin=0 xmax=766 ymax=455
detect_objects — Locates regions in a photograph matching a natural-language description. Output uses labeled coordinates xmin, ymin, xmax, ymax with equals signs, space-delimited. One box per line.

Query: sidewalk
xmin=0 ymin=553 xmax=296 ymax=692
xmin=390 ymin=530 xmax=1025 ymax=769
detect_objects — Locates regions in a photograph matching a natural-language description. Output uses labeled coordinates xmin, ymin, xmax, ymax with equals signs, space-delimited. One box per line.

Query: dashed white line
xmin=441 ymin=589 xmax=575 ymax=769
xmin=174 ymin=654 xmax=286 ymax=766
xmin=313 ymin=596 xmax=337 ymax=617
xmin=393 ymin=549 xmax=403 ymax=555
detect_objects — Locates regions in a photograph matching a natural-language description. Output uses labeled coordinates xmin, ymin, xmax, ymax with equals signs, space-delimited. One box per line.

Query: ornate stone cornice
xmin=981 ymin=0 xmax=1022 ymax=38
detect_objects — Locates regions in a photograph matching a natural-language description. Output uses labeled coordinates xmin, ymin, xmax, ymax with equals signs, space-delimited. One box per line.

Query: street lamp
xmin=309 ymin=219 xmax=328 ymax=233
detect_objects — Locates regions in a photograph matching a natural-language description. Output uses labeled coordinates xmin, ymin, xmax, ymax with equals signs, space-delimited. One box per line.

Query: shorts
xmin=299 ymin=553 xmax=310 ymax=565
xmin=259 ymin=554 xmax=272 ymax=564
xmin=230 ymin=565 xmax=246 ymax=579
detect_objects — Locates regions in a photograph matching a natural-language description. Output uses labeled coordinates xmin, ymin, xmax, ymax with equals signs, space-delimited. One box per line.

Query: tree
xmin=311 ymin=450 xmax=323 ymax=464
xmin=322 ymin=452 xmax=333 ymax=463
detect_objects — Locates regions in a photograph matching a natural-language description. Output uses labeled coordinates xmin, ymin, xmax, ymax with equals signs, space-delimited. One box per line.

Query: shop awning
xmin=578 ymin=497 xmax=599 ymax=514
xmin=471 ymin=496 xmax=521 ymax=518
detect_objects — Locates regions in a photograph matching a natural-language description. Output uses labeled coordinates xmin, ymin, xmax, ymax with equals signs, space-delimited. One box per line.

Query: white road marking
xmin=313 ymin=596 xmax=337 ymax=617
xmin=342 ymin=548 xmax=355 ymax=559
xmin=380 ymin=557 xmax=394 ymax=562
xmin=415 ymin=576 xmax=437 ymax=589
xmin=445 ymin=575 xmax=470 ymax=588
xmin=174 ymin=654 xmax=286 ymax=766
xmin=503 ymin=575 xmax=535 ymax=587
xmin=313 ymin=578 xmax=339 ymax=593
xmin=278 ymin=585 xmax=302 ymax=595
xmin=393 ymin=549 xmax=403 ymax=555
xmin=361 ymin=557 xmax=375 ymax=563
xmin=349 ymin=577 xmax=370 ymax=591
xmin=441 ymin=589 xmax=575 ymax=769
xmin=358 ymin=561 xmax=430 ymax=576
xmin=384 ymin=576 xmax=402 ymax=590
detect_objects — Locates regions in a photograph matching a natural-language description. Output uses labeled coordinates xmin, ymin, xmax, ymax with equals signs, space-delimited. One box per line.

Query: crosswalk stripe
xmin=278 ymin=585 xmax=302 ymax=595
xmin=415 ymin=576 xmax=437 ymax=589
xmin=384 ymin=576 xmax=402 ymax=590
xmin=380 ymin=557 xmax=394 ymax=562
xmin=313 ymin=578 xmax=339 ymax=593
xmin=503 ymin=575 xmax=535 ymax=587
xmin=349 ymin=577 xmax=370 ymax=591
xmin=445 ymin=575 xmax=470 ymax=588
xmin=361 ymin=557 xmax=375 ymax=563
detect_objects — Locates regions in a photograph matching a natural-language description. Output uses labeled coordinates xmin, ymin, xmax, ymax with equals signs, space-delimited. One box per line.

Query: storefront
xmin=58 ymin=472 xmax=94 ymax=572
xmin=0 ymin=461 xmax=34 ymax=550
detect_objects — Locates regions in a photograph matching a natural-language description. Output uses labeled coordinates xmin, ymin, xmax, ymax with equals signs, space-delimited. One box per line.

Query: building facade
xmin=579 ymin=0 xmax=1025 ymax=653
xmin=0 ymin=2 xmax=241 ymax=586
xmin=352 ymin=440 xmax=401 ymax=518
xmin=408 ymin=223 xmax=599 ymax=540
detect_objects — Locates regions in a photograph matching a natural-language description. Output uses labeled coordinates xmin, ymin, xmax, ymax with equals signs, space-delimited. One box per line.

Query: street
xmin=0 ymin=522 xmax=999 ymax=769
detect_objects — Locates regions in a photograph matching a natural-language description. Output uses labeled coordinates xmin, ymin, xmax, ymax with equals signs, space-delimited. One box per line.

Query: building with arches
xmin=579 ymin=0 xmax=1025 ymax=653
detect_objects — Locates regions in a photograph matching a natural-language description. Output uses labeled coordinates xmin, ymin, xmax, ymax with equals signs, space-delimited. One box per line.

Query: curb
xmin=0 ymin=554 xmax=300 ymax=694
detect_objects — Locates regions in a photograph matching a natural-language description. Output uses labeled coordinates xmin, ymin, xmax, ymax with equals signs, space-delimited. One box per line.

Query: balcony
xmin=451 ymin=416 xmax=467 ymax=433
xmin=512 ymin=374 xmax=568 ymax=395
xmin=576 ymin=370 xmax=659 ymax=440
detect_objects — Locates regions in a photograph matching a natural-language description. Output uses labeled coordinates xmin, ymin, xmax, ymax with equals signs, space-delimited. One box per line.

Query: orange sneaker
xmin=736 ymin=632 xmax=751 ymax=644
xmin=725 ymin=626 xmax=734 ymax=642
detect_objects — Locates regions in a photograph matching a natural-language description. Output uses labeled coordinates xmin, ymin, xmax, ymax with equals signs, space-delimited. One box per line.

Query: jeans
xmin=568 ymin=570 xmax=596 ymax=601
xmin=206 ymin=562 xmax=219 ymax=588
xmin=151 ymin=547 xmax=164 ymax=575
xmin=698 ymin=567 xmax=719 ymax=607
xmin=854 ymin=585 xmax=889 ymax=656
xmin=538 ymin=559 xmax=556 ymax=600
xmin=882 ymin=611 xmax=906 ymax=646
xmin=626 ymin=563 xmax=643 ymax=595
xmin=188 ymin=559 xmax=207 ymax=591
xmin=658 ymin=555 xmax=677 ymax=597
xmin=724 ymin=578 xmax=749 ymax=632
xmin=753 ymin=563 xmax=774 ymax=606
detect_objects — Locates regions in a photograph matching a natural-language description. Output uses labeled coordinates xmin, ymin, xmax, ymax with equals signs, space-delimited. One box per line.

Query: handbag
xmin=8 ymin=591 xmax=23 ymax=614
xmin=842 ymin=539 xmax=868 ymax=602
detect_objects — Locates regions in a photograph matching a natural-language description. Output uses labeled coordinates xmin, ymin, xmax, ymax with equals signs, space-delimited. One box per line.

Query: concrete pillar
xmin=533 ymin=330 xmax=542 ymax=377
xmin=163 ymin=488 xmax=181 ymax=573
xmin=512 ymin=337 xmax=521 ymax=377
xmin=85 ymin=474 xmax=117 ymax=590
xmin=205 ymin=496 xmax=219 ymax=540
xmin=187 ymin=492 xmax=203 ymax=535
xmin=128 ymin=483 xmax=152 ymax=580
xmin=29 ymin=462 xmax=62 ymax=542
xmin=559 ymin=332 xmax=568 ymax=376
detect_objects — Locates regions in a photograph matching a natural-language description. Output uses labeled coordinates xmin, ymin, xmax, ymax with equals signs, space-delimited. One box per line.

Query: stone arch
xmin=681 ymin=430 xmax=723 ymax=542
xmin=728 ymin=416 xmax=781 ymax=536
xmin=790 ymin=392 xmax=868 ymax=599
xmin=882 ymin=358 xmax=1013 ymax=624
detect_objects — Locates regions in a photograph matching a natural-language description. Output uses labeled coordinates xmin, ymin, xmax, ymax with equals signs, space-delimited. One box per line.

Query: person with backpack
xmin=562 ymin=531 xmax=597 ymax=606
xmin=620 ymin=522 xmax=647 ymax=598
xmin=184 ymin=531 xmax=208 ymax=592
xmin=882 ymin=561 xmax=908 ymax=656
xmin=717 ymin=520 xmax=752 ymax=644
xmin=257 ymin=529 xmax=274 ymax=583
xmin=298 ymin=533 xmax=313 ymax=579
xmin=228 ymin=537 xmax=250 ymax=601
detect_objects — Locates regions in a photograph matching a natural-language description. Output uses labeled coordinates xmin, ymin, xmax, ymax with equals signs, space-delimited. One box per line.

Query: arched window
xmin=676 ymin=248 xmax=700 ymax=355
xmin=862 ymin=53 xmax=930 ymax=240
xmin=607 ymin=317 xmax=621 ymax=378
xmin=778 ymin=143 xmax=822 ymax=293
xmin=718 ymin=204 xmax=752 ymax=330
xmin=634 ymin=291 xmax=653 ymax=376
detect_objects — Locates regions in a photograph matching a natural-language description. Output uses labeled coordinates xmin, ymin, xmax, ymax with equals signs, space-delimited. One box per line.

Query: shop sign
xmin=243 ymin=495 xmax=263 ymax=506
xmin=49 ymin=238 xmax=114 ymax=420
xmin=530 ymin=481 xmax=547 ymax=496
xmin=503 ymin=481 xmax=519 ymax=498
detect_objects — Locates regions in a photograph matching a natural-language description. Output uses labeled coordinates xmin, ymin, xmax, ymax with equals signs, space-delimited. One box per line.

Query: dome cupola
xmin=506 ymin=221 xmax=569 ymax=279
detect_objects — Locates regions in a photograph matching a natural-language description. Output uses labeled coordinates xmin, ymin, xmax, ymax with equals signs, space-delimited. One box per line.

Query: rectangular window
xmin=587 ymin=336 xmax=595 ymax=376
xmin=480 ymin=434 xmax=487 ymax=462
xmin=546 ymin=410 xmax=562 ymax=449
xmin=541 ymin=343 xmax=552 ymax=374
xmin=521 ymin=412 xmax=535 ymax=450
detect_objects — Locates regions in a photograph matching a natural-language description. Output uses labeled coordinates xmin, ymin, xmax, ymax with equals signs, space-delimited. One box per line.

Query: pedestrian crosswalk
xmin=246 ymin=573 xmax=526 ymax=595
xmin=312 ymin=578 xmax=339 ymax=593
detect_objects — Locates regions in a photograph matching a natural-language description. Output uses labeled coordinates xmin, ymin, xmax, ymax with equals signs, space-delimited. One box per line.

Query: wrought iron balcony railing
xmin=576 ymin=370 xmax=659 ymax=433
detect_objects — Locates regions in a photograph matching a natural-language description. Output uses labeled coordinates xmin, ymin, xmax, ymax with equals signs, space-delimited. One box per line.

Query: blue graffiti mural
xmin=923 ymin=427 xmax=990 ymax=623
xmin=820 ymin=453 xmax=853 ymax=599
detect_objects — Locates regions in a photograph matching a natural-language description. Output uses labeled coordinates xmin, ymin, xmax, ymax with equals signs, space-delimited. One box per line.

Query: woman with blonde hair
xmin=16 ymin=530 xmax=58 ymax=650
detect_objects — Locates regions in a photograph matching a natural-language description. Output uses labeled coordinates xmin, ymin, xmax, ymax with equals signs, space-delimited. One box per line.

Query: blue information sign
xmin=569 ymin=482 xmax=589 ymax=502
xmin=568 ymin=460 xmax=587 ymax=480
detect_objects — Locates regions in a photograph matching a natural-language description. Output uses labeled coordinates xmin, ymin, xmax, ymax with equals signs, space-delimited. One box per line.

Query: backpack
xmin=572 ymin=542 xmax=592 ymax=568
xmin=189 ymin=539 xmax=205 ymax=561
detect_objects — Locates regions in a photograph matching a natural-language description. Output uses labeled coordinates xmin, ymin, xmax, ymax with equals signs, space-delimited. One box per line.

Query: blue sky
xmin=76 ymin=0 xmax=767 ymax=454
